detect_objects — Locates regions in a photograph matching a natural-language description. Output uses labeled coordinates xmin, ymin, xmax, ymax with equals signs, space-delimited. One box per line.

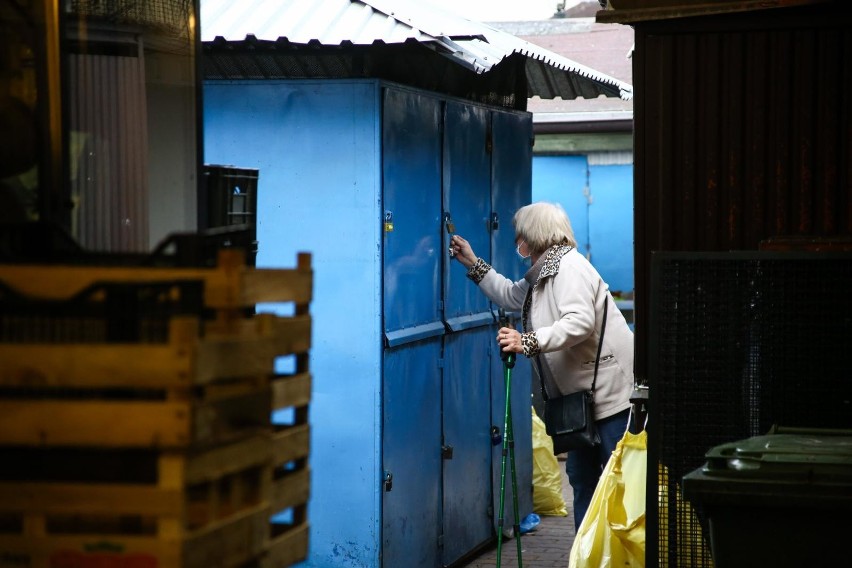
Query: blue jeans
xmin=565 ymin=408 xmax=632 ymax=530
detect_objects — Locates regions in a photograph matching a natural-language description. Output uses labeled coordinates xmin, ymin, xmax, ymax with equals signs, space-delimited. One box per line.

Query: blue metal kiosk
xmin=204 ymin=79 xmax=534 ymax=567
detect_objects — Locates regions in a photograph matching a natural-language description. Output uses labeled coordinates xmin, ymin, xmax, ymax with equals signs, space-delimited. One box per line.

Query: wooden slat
xmin=0 ymin=253 xmax=312 ymax=309
xmin=263 ymin=523 xmax=309 ymax=568
xmin=0 ymin=482 xmax=183 ymax=516
xmin=0 ymin=506 xmax=270 ymax=568
xmin=271 ymin=372 xmax=311 ymax=411
xmin=243 ymin=269 xmax=312 ymax=305
xmin=195 ymin=335 xmax=277 ymax=383
xmin=196 ymin=315 xmax=310 ymax=384
xmin=0 ymin=400 xmax=191 ymax=447
xmin=0 ymin=316 xmax=197 ymax=388
xmin=0 ymin=443 xmax=274 ymax=565
xmin=158 ymin=453 xmax=187 ymax=539
xmin=272 ymin=425 xmax=310 ymax=464
xmin=22 ymin=515 xmax=44 ymax=537
xmin=183 ymin=504 xmax=270 ymax=568
xmin=0 ymin=314 xmax=310 ymax=388
xmin=0 ymin=342 xmax=193 ymax=388
xmin=185 ymin=435 xmax=272 ymax=485
xmin=270 ymin=468 xmax=310 ymax=512
xmin=271 ymin=315 xmax=311 ymax=355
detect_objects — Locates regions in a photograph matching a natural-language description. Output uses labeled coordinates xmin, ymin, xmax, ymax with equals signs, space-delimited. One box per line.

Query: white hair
xmin=512 ymin=202 xmax=576 ymax=253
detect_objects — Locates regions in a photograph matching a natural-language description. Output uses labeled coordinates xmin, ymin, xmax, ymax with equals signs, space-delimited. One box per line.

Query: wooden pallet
xmin=0 ymin=252 xmax=313 ymax=567
xmin=0 ymin=313 xmax=316 ymax=449
xmin=0 ymin=436 xmax=273 ymax=568
xmin=0 ymin=313 xmax=310 ymax=386
xmin=0 ymin=252 xmax=312 ymax=450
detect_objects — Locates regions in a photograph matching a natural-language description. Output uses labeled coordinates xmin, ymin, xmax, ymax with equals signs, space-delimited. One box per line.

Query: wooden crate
xmin=0 ymin=251 xmax=313 ymax=567
xmin=0 ymin=313 xmax=316 ymax=449
xmin=0 ymin=436 xmax=273 ymax=568
xmin=0 ymin=252 xmax=312 ymax=450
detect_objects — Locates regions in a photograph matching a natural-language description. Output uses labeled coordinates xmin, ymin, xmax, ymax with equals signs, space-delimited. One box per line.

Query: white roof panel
xmin=200 ymin=0 xmax=632 ymax=100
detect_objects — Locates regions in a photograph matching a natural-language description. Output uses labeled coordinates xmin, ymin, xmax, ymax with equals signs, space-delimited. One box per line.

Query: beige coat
xmin=473 ymin=246 xmax=634 ymax=421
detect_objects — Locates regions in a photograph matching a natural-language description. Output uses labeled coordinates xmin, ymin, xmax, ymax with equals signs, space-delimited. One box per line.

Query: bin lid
xmin=701 ymin=429 xmax=852 ymax=482
xmin=682 ymin=430 xmax=852 ymax=508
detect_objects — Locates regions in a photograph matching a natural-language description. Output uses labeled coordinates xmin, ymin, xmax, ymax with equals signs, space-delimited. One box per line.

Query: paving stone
xmin=459 ymin=458 xmax=575 ymax=567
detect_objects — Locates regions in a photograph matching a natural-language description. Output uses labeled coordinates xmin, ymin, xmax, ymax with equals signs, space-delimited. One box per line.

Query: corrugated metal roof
xmin=200 ymin=0 xmax=633 ymax=101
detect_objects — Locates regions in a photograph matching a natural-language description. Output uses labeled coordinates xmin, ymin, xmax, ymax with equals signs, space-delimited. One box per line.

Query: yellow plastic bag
xmin=569 ymin=429 xmax=647 ymax=568
xmin=531 ymin=407 xmax=568 ymax=516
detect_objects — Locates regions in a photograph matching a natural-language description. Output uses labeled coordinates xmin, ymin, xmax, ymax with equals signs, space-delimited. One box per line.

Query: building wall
xmin=631 ymin=4 xmax=852 ymax=381
xmin=626 ymin=4 xmax=852 ymax=564
xmin=532 ymin=153 xmax=635 ymax=295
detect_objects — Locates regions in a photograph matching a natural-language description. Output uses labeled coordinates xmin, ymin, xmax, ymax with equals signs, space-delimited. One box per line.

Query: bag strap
xmin=538 ymin=294 xmax=609 ymax=401
xmin=590 ymin=299 xmax=608 ymax=396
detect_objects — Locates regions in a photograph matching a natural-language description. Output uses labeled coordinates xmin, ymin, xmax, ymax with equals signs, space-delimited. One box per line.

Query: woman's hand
xmin=497 ymin=326 xmax=523 ymax=354
xmin=449 ymin=235 xmax=477 ymax=269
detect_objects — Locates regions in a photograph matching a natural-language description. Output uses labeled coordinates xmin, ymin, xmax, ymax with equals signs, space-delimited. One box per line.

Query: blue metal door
xmin=532 ymin=155 xmax=590 ymax=256
xmin=382 ymin=339 xmax=443 ymax=568
xmin=382 ymin=88 xmax=444 ymax=345
xmin=490 ymin=111 xmax=533 ymax=312
xmin=381 ymin=87 xmax=444 ymax=567
xmin=441 ymin=327 xmax=494 ymax=566
xmin=489 ymin=111 xmax=534 ymax=529
xmin=442 ymin=101 xmax=492 ymax=332
xmin=440 ymin=100 xmax=494 ymax=566
xmin=533 ymin=156 xmax=634 ymax=294
xmin=588 ymin=164 xmax=634 ymax=294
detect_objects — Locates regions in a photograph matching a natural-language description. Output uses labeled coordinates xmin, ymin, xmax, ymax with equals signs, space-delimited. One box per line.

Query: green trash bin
xmin=682 ymin=427 xmax=852 ymax=568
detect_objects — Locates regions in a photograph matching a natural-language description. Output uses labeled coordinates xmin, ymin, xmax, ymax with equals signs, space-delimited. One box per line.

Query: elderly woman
xmin=449 ymin=201 xmax=634 ymax=530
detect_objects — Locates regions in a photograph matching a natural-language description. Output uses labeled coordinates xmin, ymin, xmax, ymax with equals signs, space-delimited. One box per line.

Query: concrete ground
xmin=458 ymin=456 xmax=575 ymax=568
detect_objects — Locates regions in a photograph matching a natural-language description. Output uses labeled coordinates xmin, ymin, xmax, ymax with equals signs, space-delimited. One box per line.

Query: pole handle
xmin=497 ymin=308 xmax=516 ymax=367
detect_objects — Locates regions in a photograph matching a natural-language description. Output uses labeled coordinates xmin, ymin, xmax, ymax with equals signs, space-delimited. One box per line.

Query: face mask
xmin=516 ymin=240 xmax=531 ymax=260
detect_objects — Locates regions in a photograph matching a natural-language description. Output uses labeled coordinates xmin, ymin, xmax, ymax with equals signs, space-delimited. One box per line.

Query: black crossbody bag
xmin=541 ymin=300 xmax=608 ymax=455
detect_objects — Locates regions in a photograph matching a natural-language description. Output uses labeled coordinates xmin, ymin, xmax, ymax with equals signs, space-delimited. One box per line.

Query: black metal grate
xmin=68 ymin=0 xmax=195 ymax=54
xmin=69 ymin=0 xmax=193 ymax=33
xmin=0 ymin=279 xmax=203 ymax=344
xmin=647 ymin=252 xmax=852 ymax=567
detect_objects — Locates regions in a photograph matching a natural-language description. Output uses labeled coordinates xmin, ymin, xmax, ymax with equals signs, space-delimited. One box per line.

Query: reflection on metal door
xmin=443 ymin=101 xmax=492 ymax=332
xmin=382 ymin=87 xmax=445 ymax=567
xmin=442 ymin=328 xmax=493 ymax=566
xmin=383 ymin=88 xmax=444 ymax=345
xmin=490 ymin=111 xmax=532 ymax=306
xmin=441 ymin=100 xmax=494 ymax=566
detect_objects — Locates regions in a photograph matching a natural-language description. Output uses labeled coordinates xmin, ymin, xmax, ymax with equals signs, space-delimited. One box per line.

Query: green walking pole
xmin=496 ymin=311 xmax=523 ymax=568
